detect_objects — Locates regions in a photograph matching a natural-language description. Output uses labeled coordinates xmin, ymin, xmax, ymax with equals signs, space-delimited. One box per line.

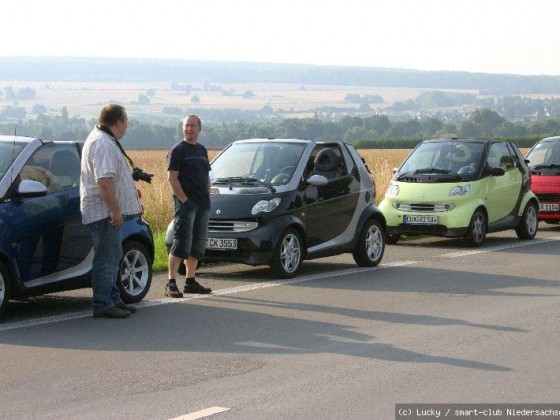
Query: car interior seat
xmin=310 ymin=148 xmax=340 ymax=180
xmin=49 ymin=150 xmax=80 ymax=188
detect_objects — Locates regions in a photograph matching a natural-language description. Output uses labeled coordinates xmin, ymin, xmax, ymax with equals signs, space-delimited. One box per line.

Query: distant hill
xmin=1 ymin=56 xmax=560 ymax=94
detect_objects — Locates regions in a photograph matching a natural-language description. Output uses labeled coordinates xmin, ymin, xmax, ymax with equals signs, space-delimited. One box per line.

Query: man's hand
xmin=97 ymin=177 xmax=123 ymax=229
xmin=109 ymin=210 xmax=124 ymax=229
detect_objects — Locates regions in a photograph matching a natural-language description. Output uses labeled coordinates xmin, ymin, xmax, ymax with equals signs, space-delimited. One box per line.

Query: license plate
xmin=403 ymin=215 xmax=438 ymax=225
xmin=206 ymin=238 xmax=237 ymax=250
xmin=540 ymin=203 xmax=559 ymax=212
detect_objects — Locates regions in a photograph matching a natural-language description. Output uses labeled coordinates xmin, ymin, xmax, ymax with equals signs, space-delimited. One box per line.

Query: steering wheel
xmin=278 ymin=166 xmax=294 ymax=175
xmin=271 ymin=166 xmax=295 ymax=183
xmin=451 ymin=144 xmax=472 ymax=163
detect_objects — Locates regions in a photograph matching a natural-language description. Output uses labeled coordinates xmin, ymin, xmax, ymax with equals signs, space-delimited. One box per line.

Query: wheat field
xmin=128 ymin=149 xmax=411 ymax=234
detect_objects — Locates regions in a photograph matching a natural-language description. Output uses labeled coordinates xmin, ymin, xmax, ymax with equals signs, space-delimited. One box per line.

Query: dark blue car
xmin=0 ymin=135 xmax=154 ymax=317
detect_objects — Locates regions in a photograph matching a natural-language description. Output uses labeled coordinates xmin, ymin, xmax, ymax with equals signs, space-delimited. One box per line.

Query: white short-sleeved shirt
xmin=80 ymin=126 xmax=141 ymax=224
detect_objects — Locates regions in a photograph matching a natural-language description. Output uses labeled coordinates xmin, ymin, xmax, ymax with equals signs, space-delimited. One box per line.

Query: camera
xmin=131 ymin=167 xmax=154 ymax=183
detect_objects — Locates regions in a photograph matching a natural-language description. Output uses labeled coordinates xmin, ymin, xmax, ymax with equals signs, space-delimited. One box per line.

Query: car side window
xmin=48 ymin=145 xmax=81 ymax=189
xmin=487 ymin=143 xmax=515 ymax=171
xmin=506 ymin=142 xmax=523 ymax=169
xmin=19 ymin=144 xmax=80 ymax=192
xmin=309 ymin=146 xmax=347 ymax=180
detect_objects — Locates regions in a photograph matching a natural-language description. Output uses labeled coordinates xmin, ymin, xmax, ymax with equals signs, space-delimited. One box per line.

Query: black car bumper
xmin=203 ymin=216 xmax=300 ymax=266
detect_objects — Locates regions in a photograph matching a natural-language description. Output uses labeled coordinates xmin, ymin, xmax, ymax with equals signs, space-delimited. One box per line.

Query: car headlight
xmin=386 ymin=183 xmax=400 ymax=197
xmin=251 ymin=198 xmax=281 ymax=215
xmin=449 ymin=184 xmax=471 ymax=197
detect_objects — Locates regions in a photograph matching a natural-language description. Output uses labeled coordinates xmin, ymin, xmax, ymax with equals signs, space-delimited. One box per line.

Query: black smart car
xmin=167 ymin=138 xmax=386 ymax=278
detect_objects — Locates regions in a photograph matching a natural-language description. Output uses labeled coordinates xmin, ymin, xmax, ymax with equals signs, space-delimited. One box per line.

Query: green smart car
xmin=379 ymin=139 xmax=539 ymax=247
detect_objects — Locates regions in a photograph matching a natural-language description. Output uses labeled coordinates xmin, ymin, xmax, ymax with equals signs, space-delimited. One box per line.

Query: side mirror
xmin=15 ymin=179 xmax=48 ymax=197
xmin=489 ymin=167 xmax=505 ymax=176
xmin=307 ymin=174 xmax=328 ymax=187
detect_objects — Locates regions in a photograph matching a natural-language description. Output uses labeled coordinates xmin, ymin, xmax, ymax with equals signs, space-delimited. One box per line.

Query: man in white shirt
xmin=80 ymin=104 xmax=141 ymax=318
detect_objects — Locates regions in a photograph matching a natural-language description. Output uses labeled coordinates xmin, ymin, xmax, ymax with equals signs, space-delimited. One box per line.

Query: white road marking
xmin=169 ymin=406 xmax=230 ymax=419
xmin=441 ymin=235 xmax=560 ymax=258
xmin=1 ymin=235 xmax=558 ymax=333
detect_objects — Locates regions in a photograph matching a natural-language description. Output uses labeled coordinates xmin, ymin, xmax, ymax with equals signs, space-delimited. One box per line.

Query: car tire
xmin=385 ymin=233 xmax=401 ymax=244
xmin=515 ymin=201 xmax=538 ymax=239
xmin=353 ymin=218 xmax=385 ymax=267
xmin=271 ymin=228 xmax=303 ymax=278
xmin=118 ymin=241 xmax=152 ymax=304
xmin=464 ymin=208 xmax=486 ymax=247
xmin=0 ymin=261 xmax=12 ymax=318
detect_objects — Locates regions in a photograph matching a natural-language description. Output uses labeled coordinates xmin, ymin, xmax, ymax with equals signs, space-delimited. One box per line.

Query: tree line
xmin=1 ymin=108 xmax=558 ymax=150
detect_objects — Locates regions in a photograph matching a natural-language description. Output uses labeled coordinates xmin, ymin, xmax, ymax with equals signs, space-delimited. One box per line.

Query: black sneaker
xmin=116 ymin=303 xmax=137 ymax=314
xmin=184 ymin=280 xmax=212 ymax=294
xmin=164 ymin=282 xmax=184 ymax=298
xmin=93 ymin=307 xmax=131 ymax=318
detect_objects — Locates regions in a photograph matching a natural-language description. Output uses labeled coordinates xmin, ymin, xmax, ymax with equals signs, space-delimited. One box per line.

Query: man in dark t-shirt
xmin=165 ymin=114 xmax=212 ymax=297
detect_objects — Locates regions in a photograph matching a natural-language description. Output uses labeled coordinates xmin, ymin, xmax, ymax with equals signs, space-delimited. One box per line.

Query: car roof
xmin=539 ymin=136 xmax=560 ymax=143
xmin=233 ymin=138 xmax=313 ymax=145
xmin=423 ymin=138 xmax=493 ymax=143
xmin=231 ymin=138 xmax=350 ymax=147
xmin=0 ymin=135 xmax=41 ymax=144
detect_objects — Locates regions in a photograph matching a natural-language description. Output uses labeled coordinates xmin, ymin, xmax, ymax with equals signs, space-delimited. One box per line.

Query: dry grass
xmin=129 ymin=148 xmax=409 ymax=234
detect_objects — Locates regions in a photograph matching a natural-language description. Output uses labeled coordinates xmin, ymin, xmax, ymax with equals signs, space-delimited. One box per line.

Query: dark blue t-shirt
xmin=167 ymin=141 xmax=211 ymax=209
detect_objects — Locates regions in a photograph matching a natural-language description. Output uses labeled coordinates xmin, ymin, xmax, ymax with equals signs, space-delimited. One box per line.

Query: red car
xmin=525 ymin=136 xmax=560 ymax=223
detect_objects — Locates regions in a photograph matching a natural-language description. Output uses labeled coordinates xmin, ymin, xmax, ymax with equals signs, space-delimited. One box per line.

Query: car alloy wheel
xmin=118 ymin=241 xmax=152 ymax=303
xmin=353 ymin=219 xmax=385 ymax=267
xmin=464 ymin=209 xmax=486 ymax=247
xmin=0 ymin=261 xmax=12 ymax=317
xmin=271 ymin=228 xmax=303 ymax=278
xmin=516 ymin=202 xmax=538 ymax=239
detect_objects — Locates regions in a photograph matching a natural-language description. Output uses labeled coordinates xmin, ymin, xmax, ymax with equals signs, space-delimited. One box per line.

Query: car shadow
xmin=0 ymin=297 xmax=511 ymax=373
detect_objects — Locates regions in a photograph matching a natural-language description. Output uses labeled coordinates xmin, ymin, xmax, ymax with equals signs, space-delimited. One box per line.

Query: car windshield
xmin=210 ymin=142 xmax=306 ymax=185
xmin=0 ymin=142 xmax=25 ymax=180
xmin=397 ymin=141 xmax=485 ymax=181
xmin=526 ymin=141 xmax=560 ymax=169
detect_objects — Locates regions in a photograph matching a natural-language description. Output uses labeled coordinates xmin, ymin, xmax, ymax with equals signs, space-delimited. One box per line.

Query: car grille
xmin=536 ymin=193 xmax=560 ymax=202
xmin=210 ymin=187 xmax=270 ymax=195
xmin=208 ymin=220 xmax=259 ymax=233
xmin=394 ymin=203 xmax=454 ymax=212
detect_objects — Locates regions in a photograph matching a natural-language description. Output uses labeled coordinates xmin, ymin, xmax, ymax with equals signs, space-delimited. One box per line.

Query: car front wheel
xmin=464 ymin=209 xmax=486 ymax=247
xmin=0 ymin=261 xmax=12 ymax=318
xmin=271 ymin=228 xmax=303 ymax=278
xmin=118 ymin=241 xmax=152 ymax=303
xmin=353 ymin=219 xmax=385 ymax=267
xmin=515 ymin=202 xmax=538 ymax=239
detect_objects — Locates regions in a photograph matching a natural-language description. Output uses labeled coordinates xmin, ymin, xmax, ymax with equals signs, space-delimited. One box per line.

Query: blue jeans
xmin=170 ymin=197 xmax=209 ymax=260
xmin=87 ymin=218 xmax=123 ymax=313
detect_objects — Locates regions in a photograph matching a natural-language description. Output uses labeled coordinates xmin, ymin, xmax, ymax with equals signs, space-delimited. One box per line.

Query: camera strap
xmin=97 ymin=125 xmax=136 ymax=169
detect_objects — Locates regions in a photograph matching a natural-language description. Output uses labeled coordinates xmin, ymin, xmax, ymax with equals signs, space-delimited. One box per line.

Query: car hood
xmin=386 ymin=181 xmax=475 ymax=203
xmin=530 ymin=174 xmax=560 ymax=193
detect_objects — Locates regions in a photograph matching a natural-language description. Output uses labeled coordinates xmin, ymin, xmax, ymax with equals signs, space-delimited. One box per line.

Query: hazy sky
xmin=3 ymin=0 xmax=559 ymax=76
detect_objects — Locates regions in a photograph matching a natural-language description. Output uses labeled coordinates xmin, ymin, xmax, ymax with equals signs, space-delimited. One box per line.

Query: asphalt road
xmin=1 ymin=225 xmax=559 ymax=419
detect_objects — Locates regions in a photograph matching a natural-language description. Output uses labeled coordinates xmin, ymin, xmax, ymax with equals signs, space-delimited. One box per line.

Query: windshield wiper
xmin=397 ymin=167 xmax=451 ymax=180
xmin=213 ymin=177 xmax=275 ymax=191
xmin=531 ymin=163 xmax=560 ymax=169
